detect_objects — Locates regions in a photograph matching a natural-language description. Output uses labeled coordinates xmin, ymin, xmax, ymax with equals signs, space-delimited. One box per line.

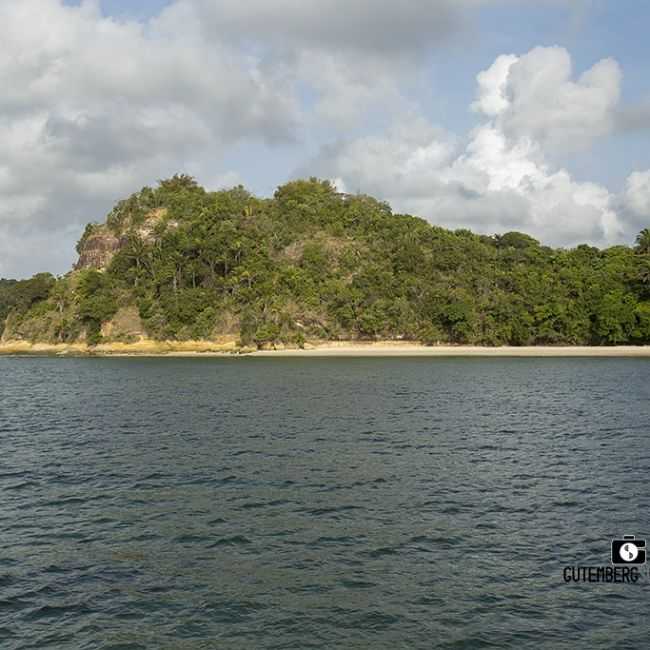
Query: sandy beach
xmin=1 ymin=339 xmax=650 ymax=357
xmin=248 ymin=343 xmax=650 ymax=357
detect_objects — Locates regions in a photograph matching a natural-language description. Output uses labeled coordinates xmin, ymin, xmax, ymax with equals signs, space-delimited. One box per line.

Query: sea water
xmin=1 ymin=357 xmax=649 ymax=648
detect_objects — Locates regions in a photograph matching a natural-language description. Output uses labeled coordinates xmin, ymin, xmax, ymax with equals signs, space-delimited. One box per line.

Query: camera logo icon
xmin=611 ymin=535 xmax=646 ymax=566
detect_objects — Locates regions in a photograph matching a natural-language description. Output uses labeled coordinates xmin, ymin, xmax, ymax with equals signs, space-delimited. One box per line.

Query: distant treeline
xmin=2 ymin=175 xmax=650 ymax=346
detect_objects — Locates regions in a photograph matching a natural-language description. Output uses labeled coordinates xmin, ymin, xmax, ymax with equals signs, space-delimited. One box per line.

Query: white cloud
xmin=158 ymin=0 xmax=484 ymax=128
xmin=0 ymin=1 xmax=298 ymax=140
xmin=305 ymin=48 xmax=632 ymax=248
xmin=0 ymin=3 xmax=646 ymax=278
xmin=473 ymin=46 xmax=621 ymax=152
xmin=0 ymin=0 xmax=301 ymax=278
xmin=620 ymin=170 xmax=650 ymax=231
xmin=306 ymin=120 xmax=622 ymax=246
xmin=471 ymin=54 xmax=519 ymax=117
xmin=2 ymin=0 xmax=484 ymax=277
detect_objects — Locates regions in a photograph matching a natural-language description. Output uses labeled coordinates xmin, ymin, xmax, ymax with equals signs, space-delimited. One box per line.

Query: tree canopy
xmin=3 ymin=176 xmax=650 ymax=347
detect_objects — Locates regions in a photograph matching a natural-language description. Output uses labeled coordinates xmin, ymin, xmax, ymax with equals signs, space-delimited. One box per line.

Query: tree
xmin=635 ymin=229 xmax=650 ymax=255
xmin=77 ymin=271 xmax=117 ymax=344
xmin=5 ymin=176 xmax=650 ymax=348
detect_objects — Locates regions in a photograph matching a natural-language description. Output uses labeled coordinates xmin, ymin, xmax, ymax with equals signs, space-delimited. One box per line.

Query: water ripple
xmin=1 ymin=356 xmax=649 ymax=649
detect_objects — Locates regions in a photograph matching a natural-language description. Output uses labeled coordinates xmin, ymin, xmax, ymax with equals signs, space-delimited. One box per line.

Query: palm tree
xmin=635 ymin=228 xmax=650 ymax=254
xmin=640 ymin=260 xmax=650 ymax=286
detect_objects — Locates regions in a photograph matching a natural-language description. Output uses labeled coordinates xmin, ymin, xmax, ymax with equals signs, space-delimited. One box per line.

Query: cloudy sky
xmin=2 ymin=0 xmax=650 ymax=278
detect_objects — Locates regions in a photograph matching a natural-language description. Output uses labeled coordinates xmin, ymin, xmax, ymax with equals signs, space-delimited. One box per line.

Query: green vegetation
xmin=0 ymin=275 xmax=55 ymax=338
xmin=2 ymin=175 xmax=650 ymax=347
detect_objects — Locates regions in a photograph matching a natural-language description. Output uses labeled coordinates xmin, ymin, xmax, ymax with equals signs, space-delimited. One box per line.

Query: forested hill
xmin=2 ymin=175 xmax=650 ymax=347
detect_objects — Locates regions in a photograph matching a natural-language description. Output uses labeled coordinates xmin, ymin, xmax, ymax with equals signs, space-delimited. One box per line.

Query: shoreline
xmin=1 ymin=339 xmax=650 ymax=358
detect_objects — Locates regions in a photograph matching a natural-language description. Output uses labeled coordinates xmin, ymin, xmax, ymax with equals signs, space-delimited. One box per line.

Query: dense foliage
xmin=0 ymin=275 xmax=56 ymax=338
xmin=3 ymin=176 xmax=650 ymax=347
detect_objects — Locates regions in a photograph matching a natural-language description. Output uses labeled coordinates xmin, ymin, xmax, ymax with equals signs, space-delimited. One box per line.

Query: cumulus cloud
xmin=158 ymin=0 xmax=499 ymax=128
xmin=472 ymin=54 xmax=520 ymax=117
xmin=0 ymin=2 xmax=647 ymax=278
xmin=0 ymin=0 xmax=300 ymax=278
xmin=472 ymin=46 xmax=621 ymax=152
xmin=620 ymin=170 xmax=650 ymax=231
xmin=304 ymin=47 xmax=636 ymax=248
xmin=1 ymin=0 xmax=494 ymax=278
xmin=306 ymin=120 xmax=621 ymax=246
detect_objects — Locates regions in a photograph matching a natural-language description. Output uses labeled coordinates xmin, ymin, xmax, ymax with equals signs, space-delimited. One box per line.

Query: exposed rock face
xmin=75 ymin=209 xmax=175 ymax=271
xmin=75 ymin=225 xmax=122 ymax=271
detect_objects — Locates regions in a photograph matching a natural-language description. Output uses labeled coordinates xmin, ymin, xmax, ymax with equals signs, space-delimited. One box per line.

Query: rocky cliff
xmin=75 ymin=225 xmax=122 ymax=270
xmin=75 ymin=208 xmax=175 ymax=271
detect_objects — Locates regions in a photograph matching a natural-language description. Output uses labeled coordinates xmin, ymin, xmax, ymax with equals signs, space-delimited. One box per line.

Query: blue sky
xmin=65 ymin=0 xmax=650 ymax=193
xmin=67 ymin=0 xmax=169 ymax=20
xmin=3 ymin=1 xmax=650 ymax=277
xmin=94 ymin=0 xmax=650 ymax=190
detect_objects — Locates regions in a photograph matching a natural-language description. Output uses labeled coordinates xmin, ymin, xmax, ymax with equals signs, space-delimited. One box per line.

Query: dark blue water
xmin=1 ymin=357 xmax=649 ymax=649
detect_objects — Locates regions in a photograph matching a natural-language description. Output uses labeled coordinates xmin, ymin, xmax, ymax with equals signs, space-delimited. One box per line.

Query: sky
xmin=2 ymin=1 xmax=650 ymax=278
